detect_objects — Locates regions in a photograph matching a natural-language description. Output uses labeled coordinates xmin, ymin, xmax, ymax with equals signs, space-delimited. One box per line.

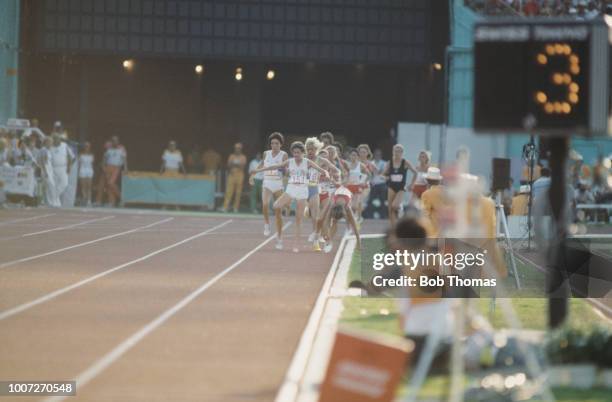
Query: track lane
xmin=0 ymin=219 xmax=275 ymax=401
xmin=0 ymin=216 xmax=174 ymax=268
xmin=0 ymin=217 xmax=236 ymax=310
xmin=55 ymin=226 xmax=339 ymax=402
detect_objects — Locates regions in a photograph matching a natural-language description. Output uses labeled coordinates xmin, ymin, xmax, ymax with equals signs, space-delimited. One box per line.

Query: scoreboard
xmin=473 ymin=17 xmax=612 ymax=136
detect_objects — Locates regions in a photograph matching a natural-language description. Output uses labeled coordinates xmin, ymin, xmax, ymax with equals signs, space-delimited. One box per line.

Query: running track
xmin=0 ymin=208 xmax=386 ymax=402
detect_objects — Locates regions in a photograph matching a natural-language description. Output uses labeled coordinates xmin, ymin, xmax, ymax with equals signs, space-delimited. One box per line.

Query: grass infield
xmin=339 ymin=238 xmax=611 ymax=402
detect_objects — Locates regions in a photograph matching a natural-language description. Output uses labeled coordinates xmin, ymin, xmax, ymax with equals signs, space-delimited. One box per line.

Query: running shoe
xmin=313 ymin=240 xmax=321 ymax=252
xmin=264 ymin=224 xmax=271 ymax=236
xmin=292 ymin=247 xmax=300 ymax=253
xmin=324 ymin=241 xmax=333 ymax=253
xmin=308 ymin=232 xmax=317 ymax=242
xmin=275 ymin=239 xmax=283 ymax=250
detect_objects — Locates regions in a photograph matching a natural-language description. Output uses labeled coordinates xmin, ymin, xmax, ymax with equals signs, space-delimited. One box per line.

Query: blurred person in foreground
xmin=160 ymin=140 xmax=186 ymax=177
xmin=222 ymin=142 xmax=247 ymax=212
xmin=420 ymin=167 xmax=444 ymax=237
xmin=349 ymin=215 xmax=452 ymax=365
xmin=102 ymin=136 xmax=128 ymax=207
xmin=248 ymin=152 xmax=264 ymax=213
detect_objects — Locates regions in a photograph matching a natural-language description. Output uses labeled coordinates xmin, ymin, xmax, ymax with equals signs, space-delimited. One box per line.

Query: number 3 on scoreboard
xmin=533 ymin=43 xmax=581 ymax=115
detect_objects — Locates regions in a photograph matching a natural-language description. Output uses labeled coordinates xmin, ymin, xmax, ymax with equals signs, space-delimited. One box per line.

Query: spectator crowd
xmin=466 ymin=0 xmax=612 ymax=17
xmin=2 ymin=119 xmax=612 ymax=225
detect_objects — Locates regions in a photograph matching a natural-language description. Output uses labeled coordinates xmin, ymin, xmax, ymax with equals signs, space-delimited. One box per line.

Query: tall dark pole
xmin=547 ymin=137 xmax=569 ymax=328
xmin=526 ymin=135 xmax=536 ymax=250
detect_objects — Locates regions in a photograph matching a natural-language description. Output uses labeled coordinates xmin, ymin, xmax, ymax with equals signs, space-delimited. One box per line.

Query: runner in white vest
xmin=250 ymin=141 xmax=329 ymax=252
xmin=250 ymin=132 xmax=288 ymax=236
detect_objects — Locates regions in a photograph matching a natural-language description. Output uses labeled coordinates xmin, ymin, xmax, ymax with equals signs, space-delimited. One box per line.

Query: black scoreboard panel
xmin=474 ymin=18 xmax=611 ymax=136
xmin=33 ymin=0 xmax=430 ymax=65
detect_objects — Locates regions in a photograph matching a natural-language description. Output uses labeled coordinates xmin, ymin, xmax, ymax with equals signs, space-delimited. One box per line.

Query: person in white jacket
xmin=50 ymin=133 xmax=74 ymax=205
xmin=41 ymin=136 xmax=60 ymax=207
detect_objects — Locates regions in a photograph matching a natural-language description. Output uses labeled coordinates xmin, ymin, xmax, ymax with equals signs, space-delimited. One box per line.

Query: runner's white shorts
xmin=78 ymin=168 xmax=94 ymax=179
xmin=285 ymin=183 xmax=309 ymax=200
xmin=263 ymin=179 xmax=284 ymax=193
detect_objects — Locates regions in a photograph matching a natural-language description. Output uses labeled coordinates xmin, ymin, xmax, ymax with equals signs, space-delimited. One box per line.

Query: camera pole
xmin=526 ymin=135 xmax=536 ymax=250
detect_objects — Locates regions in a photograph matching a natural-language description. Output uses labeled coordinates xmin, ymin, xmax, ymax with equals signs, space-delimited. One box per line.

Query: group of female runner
xmin=249 ymin=131 xmax=431 ymax=253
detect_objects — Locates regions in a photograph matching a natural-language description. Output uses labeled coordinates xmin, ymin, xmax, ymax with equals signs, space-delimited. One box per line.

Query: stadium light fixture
xmin=432 ymin=62 xmax=442 ymax=71
xmin=266 ymin=69 xmax=275 ymax=80
xmin=235 ymin=67 xmax=243 ymax=81
xmin=122 ymin=59 xmax=134 ymax=71
xmin=195 ymin=64 xmax=204 ymax=75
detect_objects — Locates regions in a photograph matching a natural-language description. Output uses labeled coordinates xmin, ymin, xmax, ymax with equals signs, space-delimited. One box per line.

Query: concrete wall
xmin=397 ymin=122 xmax=507 ymax=189
xmin=0 ymin=0 xmax=20 ymax=124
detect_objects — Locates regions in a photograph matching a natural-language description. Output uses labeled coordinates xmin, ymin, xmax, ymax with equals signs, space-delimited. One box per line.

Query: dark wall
xmin=23 ymin=56 xmax=441 ymax=169
xmin=30 ymin=0 xmax=431 ymax=65
xmin=20 ymin=1 xmax=449 ymax=169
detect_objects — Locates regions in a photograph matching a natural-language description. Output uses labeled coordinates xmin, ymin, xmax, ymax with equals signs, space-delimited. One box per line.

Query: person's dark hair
xmin=386 ymin=216 xmax=427 ymax=249
xmin=333 ymin=142 xmax=343 ymax=154
xmin=331 ymin=204 xmax=345 ymax=220
xmin=268 ymin=132 xmax=284 ymax=145
xmin=320 ymin=131 xmax=334 ymax=144
xmin=290 ymin=141 xmax=305 ymax=153
xmin=541 ymin=167 xmax=551 ymax=177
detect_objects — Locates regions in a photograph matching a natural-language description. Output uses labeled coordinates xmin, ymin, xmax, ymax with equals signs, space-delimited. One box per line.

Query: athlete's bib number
xmin=390 ymin=174 xmax=403 ymax=182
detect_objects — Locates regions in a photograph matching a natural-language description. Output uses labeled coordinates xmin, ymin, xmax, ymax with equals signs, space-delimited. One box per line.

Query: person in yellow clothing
xmin=420 ymin=167 xmax=444 ymax=237
xmin=222 ymin=142 xmax=247 ymax=212
xmin=511 ymin=185 xmax=530 ymax=216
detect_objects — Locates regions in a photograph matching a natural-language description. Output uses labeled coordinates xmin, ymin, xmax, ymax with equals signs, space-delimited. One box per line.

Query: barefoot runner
xmin=323 ymin=185 xmax=361 ymax=253
xmin=305 ymin=138 xmax=340 ymax=250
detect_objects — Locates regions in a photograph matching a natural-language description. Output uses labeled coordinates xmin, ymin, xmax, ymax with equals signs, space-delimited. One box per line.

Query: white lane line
xmin=43 ymin=222 xmax=290 ymax=402
xmin=0 ymin=218 xmax=174 ymax=270
xmin=0 ymin=220 xmax=233 ymax=321
xmin=276 ymin=234 xmax=349 ymax=402
xmin=20 ymin=216 xmax=116 ymax=238
xmin=0 ymin=213 xmax=57 ymax=226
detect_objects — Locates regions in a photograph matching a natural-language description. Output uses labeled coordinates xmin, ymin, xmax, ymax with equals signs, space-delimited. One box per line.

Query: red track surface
xmin=0 ymin=208 xmax=385 ymax=402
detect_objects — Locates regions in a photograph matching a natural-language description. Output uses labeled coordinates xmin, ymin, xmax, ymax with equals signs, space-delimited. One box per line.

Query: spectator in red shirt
xmin=523 ymin=0 xmax=540 ymax=15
